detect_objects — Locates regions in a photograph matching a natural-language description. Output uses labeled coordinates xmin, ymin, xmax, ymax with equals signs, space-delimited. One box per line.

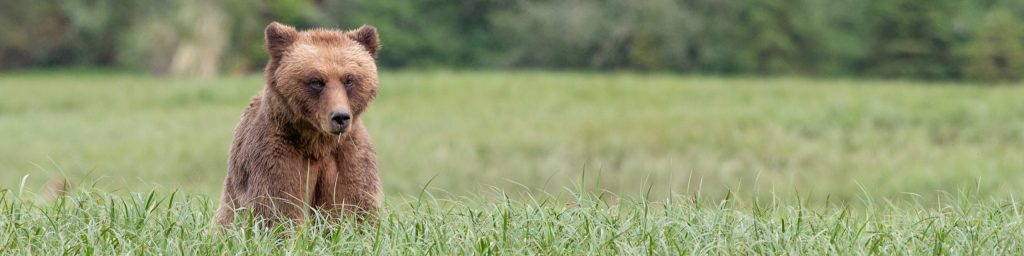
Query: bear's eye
xmin=307 ymin=78 xmax=325 ymax=90
xmin=343 ymin=76 xmax=356 ymax=89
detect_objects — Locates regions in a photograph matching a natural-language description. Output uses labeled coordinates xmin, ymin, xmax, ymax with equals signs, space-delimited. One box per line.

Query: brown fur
xmin=215 ymin=22 xmax=382 ymax=227
xmin=41 ymin=177 xmax=70 ymax=200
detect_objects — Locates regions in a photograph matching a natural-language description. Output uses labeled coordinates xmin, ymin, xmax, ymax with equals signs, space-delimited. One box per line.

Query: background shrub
xmin=1 ymin=0 xmax=1023 ymax=82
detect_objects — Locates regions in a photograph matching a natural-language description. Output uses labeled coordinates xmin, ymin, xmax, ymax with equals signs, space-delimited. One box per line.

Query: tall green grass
xmin=3 ymin=186 xmax=1023 ymax=254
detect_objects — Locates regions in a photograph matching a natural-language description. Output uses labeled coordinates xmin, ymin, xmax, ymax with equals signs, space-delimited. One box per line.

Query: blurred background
xmin=4 ymin=0 xmax=1024 ymax=81
xmin=2 ymin=0 xmax=1024 ymax=203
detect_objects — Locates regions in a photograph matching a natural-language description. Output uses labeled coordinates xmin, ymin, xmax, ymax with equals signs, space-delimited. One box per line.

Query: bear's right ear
xmin=265 ymin=22 xmax=298 ymax=59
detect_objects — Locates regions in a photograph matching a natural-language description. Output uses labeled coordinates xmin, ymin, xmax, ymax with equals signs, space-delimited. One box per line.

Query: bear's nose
xmin=329 ymin=110 xmax=352 ymax=134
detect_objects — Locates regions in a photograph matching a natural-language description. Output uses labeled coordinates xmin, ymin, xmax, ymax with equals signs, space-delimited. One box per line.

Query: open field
xmin=2 ymin=71 xmax=1024 ymax=201
xmin=2 ymin=71 xmax=1024 ymax=253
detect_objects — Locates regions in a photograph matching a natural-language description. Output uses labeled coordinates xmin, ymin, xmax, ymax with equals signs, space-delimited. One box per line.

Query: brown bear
xmin=215 ymin=22 xmax=382 ymax=227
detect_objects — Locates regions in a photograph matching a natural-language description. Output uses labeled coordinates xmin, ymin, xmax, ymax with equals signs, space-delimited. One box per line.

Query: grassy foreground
xmin=3 ymin=188 xmax=1023 ymax=254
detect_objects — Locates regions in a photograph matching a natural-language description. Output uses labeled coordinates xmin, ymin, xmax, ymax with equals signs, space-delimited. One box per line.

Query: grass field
xmin=4 ymin=188 xmax=1024 ymax=254
xmin=2 ymin=71 xmax=1024 ymax=253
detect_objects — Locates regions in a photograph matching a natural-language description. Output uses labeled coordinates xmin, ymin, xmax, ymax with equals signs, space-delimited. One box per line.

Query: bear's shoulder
xmin=246 ymin=93 xmax=262 ymax=109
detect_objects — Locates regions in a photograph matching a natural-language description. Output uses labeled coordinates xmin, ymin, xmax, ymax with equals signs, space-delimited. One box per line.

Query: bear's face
xmin=263 ymin=22 xmax=380 ymax=136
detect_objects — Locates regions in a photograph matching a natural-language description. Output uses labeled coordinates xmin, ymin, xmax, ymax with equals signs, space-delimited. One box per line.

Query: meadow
xmin=2 ymin=71 xmax=1024 ymax=253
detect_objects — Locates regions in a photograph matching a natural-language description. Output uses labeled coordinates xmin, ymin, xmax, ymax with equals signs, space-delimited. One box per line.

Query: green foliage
xmin=0 ymin=0 xmax=1022 ymax=80
xmin=734 ymin=0 xmax=829 ymax=74
xmin=864 ymin=0 xmax=961 ymax=79
xmin=218 ymin=0 xmax=312 ymax=73
xmin=315 ymin=0 xmax=501 ymax=67
xmin=3 ymin=188 xmax=1024 ymax=254
xmin=489 ymin=0 xmax=628 ymax=69
xmin=57 ymin=0 xmax=131 ymax=65
xmin=962 ymin=9 xmax=1024 ymax=82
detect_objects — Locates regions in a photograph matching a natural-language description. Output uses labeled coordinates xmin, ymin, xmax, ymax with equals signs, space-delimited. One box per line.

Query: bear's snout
xmin=329 ymin=109 xmax=352 ymax=135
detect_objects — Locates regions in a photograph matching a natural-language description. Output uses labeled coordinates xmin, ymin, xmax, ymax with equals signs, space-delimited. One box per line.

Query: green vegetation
xmin=3 ymin=187 xmax=1024 ymax=254
xmin=2 ymin=71 xmax=1024 ymax=202
xmin=962 ymin=9 xmax=1024 ymax=82
xmin=2 ymin=71 xmax=1024 ymax=253
xmin=4 ymin=0 xmax=1024 ymax=81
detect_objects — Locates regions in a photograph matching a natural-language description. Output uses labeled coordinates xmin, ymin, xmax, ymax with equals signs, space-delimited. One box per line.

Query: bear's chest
xmin=302 ymin=155 xmax=339 ymax=175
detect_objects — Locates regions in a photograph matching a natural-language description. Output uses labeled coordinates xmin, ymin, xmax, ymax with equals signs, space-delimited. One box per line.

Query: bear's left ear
xmin=347 ymin=25 xmax=380 ymax=58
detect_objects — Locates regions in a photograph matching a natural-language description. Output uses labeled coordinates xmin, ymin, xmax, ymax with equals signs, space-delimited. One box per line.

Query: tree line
xmin=2 ymin=0 xmax=1023 ymax=82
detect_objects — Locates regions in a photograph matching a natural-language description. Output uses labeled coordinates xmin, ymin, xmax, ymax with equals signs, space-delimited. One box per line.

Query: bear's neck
xmin=279 ymin=121 xmax=348 ymax=159
xmin=259 ymin=89 xmax=350 ymax=159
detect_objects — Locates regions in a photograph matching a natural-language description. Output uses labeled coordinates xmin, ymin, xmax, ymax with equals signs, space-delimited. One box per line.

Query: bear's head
xmin=262 ymin=22 xmax=380 ymax=136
